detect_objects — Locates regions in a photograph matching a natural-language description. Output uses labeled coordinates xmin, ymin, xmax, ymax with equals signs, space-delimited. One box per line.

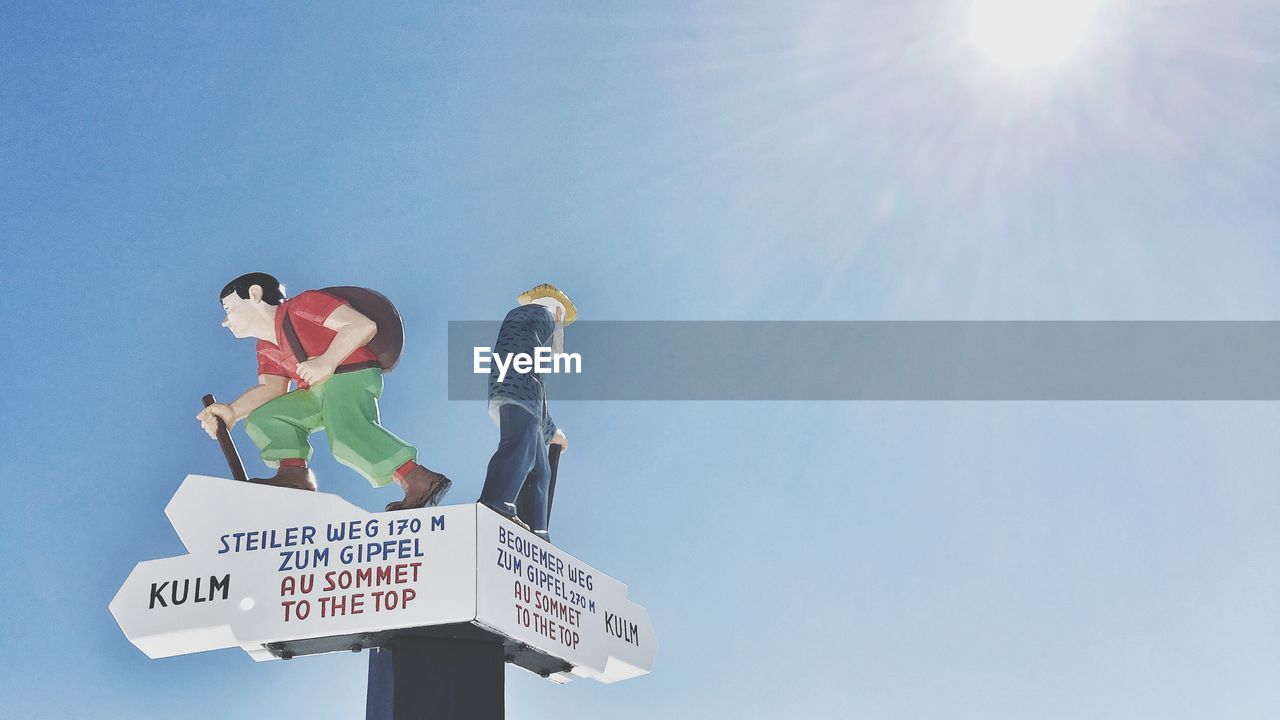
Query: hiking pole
xmin=546 ymin=443 xmax=563 ymax=524
xmin=202 ymin=394 xmax=249 ymax=483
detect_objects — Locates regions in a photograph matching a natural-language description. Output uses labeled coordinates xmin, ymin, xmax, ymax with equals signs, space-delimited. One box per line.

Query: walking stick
xmin=202 ymin=394 xmax=249 ymax=483
xmin=546 ymin=444 xmax=563 ymax=523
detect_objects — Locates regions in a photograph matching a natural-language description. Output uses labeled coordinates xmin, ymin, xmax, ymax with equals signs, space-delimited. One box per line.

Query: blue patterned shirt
xmin=488 ymin=304 xmax=558 ymax=442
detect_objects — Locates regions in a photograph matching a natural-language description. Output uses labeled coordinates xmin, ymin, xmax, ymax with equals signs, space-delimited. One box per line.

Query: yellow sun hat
xmin=517 ymin=283 xmax=577 ymax=325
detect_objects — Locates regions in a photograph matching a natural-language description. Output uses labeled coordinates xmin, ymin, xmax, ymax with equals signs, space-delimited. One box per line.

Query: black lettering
xmin=171 ymin=579 xmax=190 ymax=605
xmin=149 ymin=581 xmax=168 ymax=609
xmin=210 ymin=574 xmax=230 ymax=601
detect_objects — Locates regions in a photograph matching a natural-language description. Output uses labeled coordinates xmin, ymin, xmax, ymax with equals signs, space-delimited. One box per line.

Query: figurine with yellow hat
xmin=477 ymin=283 xmax=575 ymax=539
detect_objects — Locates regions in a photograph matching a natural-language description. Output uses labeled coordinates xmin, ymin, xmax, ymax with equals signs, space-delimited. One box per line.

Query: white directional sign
xmin=110 ymin=475 xmax=656 ymax=684
xmin=473 ymin=506 xmax=656 ymax=682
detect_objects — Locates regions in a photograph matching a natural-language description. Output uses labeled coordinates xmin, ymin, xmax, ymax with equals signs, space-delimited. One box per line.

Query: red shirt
xmin=255 ymin=290 xmax=379 ymax=389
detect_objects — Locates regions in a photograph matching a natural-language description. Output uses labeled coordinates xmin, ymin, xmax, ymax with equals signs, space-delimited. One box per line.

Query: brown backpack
xmin=282 ymin=287 xmax=405 ymax=372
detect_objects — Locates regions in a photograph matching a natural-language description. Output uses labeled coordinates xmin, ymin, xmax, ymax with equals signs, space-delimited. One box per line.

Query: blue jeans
xmin=479 ymin=404 xmax=550 ymax=533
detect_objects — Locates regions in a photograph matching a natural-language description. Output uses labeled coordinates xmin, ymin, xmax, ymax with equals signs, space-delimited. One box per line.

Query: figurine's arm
xmin=197 ymin=375 xmax=289 ymax=439
xmin=295 ymin=305 xmax=377 ymax=386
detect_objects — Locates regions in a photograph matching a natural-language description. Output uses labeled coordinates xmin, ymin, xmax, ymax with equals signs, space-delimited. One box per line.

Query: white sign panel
xmin=110 ymin=475 xmax=655 ymax=683
xmin=475 ymin=508 xmax=657 ymax=683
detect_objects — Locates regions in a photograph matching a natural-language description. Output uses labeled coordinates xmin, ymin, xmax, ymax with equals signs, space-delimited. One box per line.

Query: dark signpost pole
xmin=366 ymin=637 xmax=505 ymax=720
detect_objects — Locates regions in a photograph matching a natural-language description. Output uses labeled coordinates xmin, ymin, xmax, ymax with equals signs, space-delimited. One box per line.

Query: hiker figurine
xmin=478 ymin=283 xmax=573 ymax=540
xmin=196 ymin=272 xmax=451 ymax=511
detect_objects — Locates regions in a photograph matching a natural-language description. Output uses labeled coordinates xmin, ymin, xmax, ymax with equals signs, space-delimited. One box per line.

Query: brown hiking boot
xmin=385 ymin=466 xmax=452 ymax=512
xmin=248 ymin=466 xmax=317 ymax=491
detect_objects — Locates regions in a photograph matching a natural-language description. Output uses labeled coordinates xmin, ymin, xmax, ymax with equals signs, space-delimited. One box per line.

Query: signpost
xmin=111 ymin=476 xmax=657 ymax=717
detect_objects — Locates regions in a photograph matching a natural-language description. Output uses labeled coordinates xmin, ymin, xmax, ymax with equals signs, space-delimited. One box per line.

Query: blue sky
xmin=2 ymin=2 xmax=1278 ymax=718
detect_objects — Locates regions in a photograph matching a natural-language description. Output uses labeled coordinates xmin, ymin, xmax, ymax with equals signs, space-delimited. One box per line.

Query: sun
xmin=968 ymin=0 xmax=1103 ymax=73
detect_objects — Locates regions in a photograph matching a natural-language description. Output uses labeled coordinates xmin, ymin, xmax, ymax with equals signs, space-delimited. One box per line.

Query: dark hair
xmin=219 ymin=272 xmax=286 ymax=305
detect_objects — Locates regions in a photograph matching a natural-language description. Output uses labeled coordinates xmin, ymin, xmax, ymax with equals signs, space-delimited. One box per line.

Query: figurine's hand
xmin=296 ymin=358 xmax=337 ymax=386
xmin=196 ymin=403 xmax=236 ymax=439
xmin=550 ymin=429 xmax=568 ymax=453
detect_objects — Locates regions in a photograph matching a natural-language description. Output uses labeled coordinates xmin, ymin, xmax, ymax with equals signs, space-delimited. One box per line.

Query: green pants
xmin=244 ymin=368 xmax=416 ymax=487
